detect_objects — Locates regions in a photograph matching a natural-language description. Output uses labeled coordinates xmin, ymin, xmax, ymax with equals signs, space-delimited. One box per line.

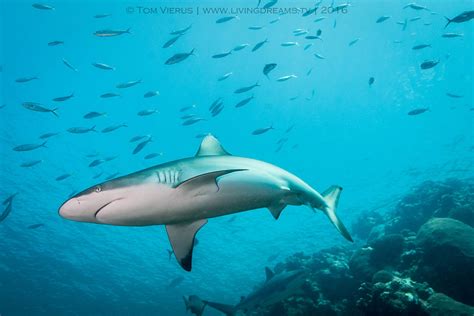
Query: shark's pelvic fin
xmin=265 ymin=267 xmax=275 ymax=281
xmin=196 ymin=134 xmax=231 ymax=156
xmin=321 ymin=186 xmax=353 ymax=242
xmin=174 ymin=169 xmax=247 ymax=195
xmin=166 ymin=219 xmax=207 ymax=271
xmin=268 ymin=203 xmax=286 ymax=220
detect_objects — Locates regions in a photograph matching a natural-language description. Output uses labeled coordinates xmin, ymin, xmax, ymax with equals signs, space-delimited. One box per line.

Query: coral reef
xmin=247 ymin=178 xmax=474 ymax=315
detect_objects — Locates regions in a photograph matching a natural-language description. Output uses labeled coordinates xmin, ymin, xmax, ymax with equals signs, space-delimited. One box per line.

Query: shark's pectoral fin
xmin=174 ymin=169 xmax=247 ymax=195
xmin=166 ymin=219 xmax=207 ymax=271
xmin=268 ymin=203 xmax=286 ymax=220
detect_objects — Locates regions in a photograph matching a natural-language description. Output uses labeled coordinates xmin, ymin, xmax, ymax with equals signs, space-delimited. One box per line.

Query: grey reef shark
xmin=59 ymin=134 xmax=352 ymax=271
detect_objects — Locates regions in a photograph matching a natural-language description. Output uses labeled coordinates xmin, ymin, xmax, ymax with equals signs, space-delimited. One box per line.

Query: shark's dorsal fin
xmin=195 ymin=134 xmax=231 ymax=156
xmin=166 ymin=219 xmax=207 ymax=271
xmin=265 ymin=267 xmax=275 ymax=281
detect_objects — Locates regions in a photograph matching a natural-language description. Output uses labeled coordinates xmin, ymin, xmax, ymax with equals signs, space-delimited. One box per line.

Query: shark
xmin=197 ymin=267 xmax=307 ymax=315
xmin=59 ymin=134 xmax=352 ymax=271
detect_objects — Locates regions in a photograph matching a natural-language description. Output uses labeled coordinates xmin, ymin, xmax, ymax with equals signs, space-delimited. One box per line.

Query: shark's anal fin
xmin=174 ymin=169 xmax=247 ymax=195
xmin=166 ymin=219 xmax=207 ymax=271
xmin=196 ymin=134 xmax=231 ymax=156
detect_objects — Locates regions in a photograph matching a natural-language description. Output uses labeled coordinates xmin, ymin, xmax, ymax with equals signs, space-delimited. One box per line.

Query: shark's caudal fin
xmin=203 ymin=300 xmax=235 ymax=316
xmin=320 ymin=186 xmax=353 ymax=242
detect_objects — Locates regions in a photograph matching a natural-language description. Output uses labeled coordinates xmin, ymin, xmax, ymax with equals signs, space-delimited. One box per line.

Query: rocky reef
xmin=255 ymin=178 xmax=474 ymax=315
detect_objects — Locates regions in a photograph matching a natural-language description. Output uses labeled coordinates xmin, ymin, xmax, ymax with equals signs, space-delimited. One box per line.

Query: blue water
xmin=1 ymin=0 xmax=472 ymax=315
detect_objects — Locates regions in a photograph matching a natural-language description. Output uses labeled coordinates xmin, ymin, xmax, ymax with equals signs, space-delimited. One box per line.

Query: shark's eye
xmin=95 ymin=186 xmax=102 ymax=193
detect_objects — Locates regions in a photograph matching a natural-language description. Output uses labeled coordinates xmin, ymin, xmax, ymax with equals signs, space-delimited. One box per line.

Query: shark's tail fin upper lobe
xmin=320 ymin=186 xmax=353 ymax=242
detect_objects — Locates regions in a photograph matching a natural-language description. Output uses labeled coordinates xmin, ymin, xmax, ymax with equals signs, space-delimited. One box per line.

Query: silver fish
xmin=62 ymin=58 xmax=78 ymax=72
xmin=92 ymin=62 xmax=115 ymax=70
xmin=94 ymin=28 xmax=131 ymax=37
xmin=137 ymin=109 xmax=159 ymax=116
xmin=20 ymin=160 xmax=43 ymax=168
xmin=32 ymin=3 xmax=54 ymax=10
xmin=218 ymin=72 xmax=233 ymax=81
xmin=116 ymin=80 xmax=141 ymax=89
xmin=13 ymin=141 xmax=47 ymax=152
xmin=144 ymin=91 xmax=160 ymax=98
xmin=165 ymin=49 xmax=195 ymax=65
xmin=53 ymin=93 xmax=74 ymax=102
xmin=83 ymin=112 xmax=106 ymax=119
xmin=102 ymin=124 xmax=127 ymax=133
xmin=252 ymin=126 xmax=274 ymax=135
xmin=234 ymin=82 xmax=259 ymax=94
xmin=233 ymin=44 xmax=249 ymax=51
xmin=22 ymin=102 xmax=58 ymax=117
xmin=67 ymin=126 xmax=97 ymax=134
xmin=15 ymin=76 xmax=38 ymax=83
xmin=133 ymin=137 xmax=152 ymax=154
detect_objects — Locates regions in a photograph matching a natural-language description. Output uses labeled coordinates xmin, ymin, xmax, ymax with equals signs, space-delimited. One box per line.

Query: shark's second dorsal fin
xmin=265 ymin=267 xmax=274 ymax=281
xmin=195 ymin=134 xmax=231 ymax=156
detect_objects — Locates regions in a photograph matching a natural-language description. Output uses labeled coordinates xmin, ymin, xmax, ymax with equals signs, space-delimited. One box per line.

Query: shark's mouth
xmin=94 ymin=198 xmax=123 ymax=219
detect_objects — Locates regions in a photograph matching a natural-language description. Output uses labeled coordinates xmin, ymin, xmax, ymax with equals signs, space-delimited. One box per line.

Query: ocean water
xmin=0 ymin=0 xmax=473 ymax=315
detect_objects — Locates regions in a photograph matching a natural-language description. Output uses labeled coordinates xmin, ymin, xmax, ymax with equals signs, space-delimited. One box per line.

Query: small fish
xmin=252 ymin=39 xmax=268 ymax=52
xmin=32 ymin=3 xmax=54 ymax=10
xmin=269 ymin=17 xmax=280 ymax=24
xmin=15 ymin=76 xmax=38 ymax=83
xmin=305 ymin=35 xmax=322 ymax=40
xmin=27 ymin=223 xmax=44 ymax=229
xmin=235 ymin=96 xmax=254 ymax=108
xmin=412 ymin=44 xmax=431 ymax=50
xmin=349 ymin=38 xmax=360 ymax=46
xmin=62 ymin=58 xmax=78 ymax=72
xmin=248 ymin=25 xmax=264 ymax=30
xmin=408 ymin=108 xmax=429 ymax=115
xmin=89 ymin=159 xmax=105 ymax=167
xmin=276 ymin=75 xmax=297 ymax=82
xmin=67 ymin=126 xmax=97 ymax=134
xmin=420 ymin=60 xmax=439 ymax=69
xmin=133 ymin=137 xmax=152 ymax=155
xmin=48 ymin=41 xmax=64 ymax=46
xmin=218 ymin=72 xmax=233 ymax=81
xmin=137 ymin=109 xmax=159 ymax=116
xmin=0 ymin=201 xmax=13 ymax=222
xmin=252 ymin=126 xmax=274 ymax=135
xmin=293 ymin=29 xmax=308 ymax=36
xmin=307 ymin=68 xmax=313 ymax=76
xmin=182 ymin=117 xmax=206 ymax=126
xmin=104 ymin=156 xmax=117 ymax=162
xmin=102 ymin=124 xmax=127 ymax=133
xmin=233 ymin=43 xmax=249 ymax=51
xmin=281 ymin=42 xmax=298 ymax=47
xmin=2 ymin=193 xmax=18 ymax=206
xmin=212 ymin=51 xmax=232 ymax=59
xmin=39 ymin=132 xmax=59 ymax=139
xmin=234 ymin=82 xmax=259 ymax=94
xmin=13 ymin=141 xmax=47 ymax=152
xmin=209 ymin=98 xmax=223 ymax=111
xmin=167 ymin=276 xmax=184 ymax=288
xmin=130 ymin=135 xmax=148 ymax=143
xmin=216 ymin=16 xmax=238 ymax=24
xmin=410 ymin=16 xmax=421 ymax=22
xmin=94 ymin=28 xmax=131 ymax=37
xmin=163 ymin=35 xmax=182 ymax=48
xmin=403 ymin=3 xmax=428 ymax=11
xmin=53 ymin=93 xmax=74 ymax=102
xmin=116 ymin=80 xmax=141 ymax=89
xmin=181 ymin=114 xmax=197 ymax=120
xmin=314 ymin=17 xmax=326 ymax=22
xmin=397 ymin=19 xmax=408 ymax=31
xmin=170 ymin=24 xmax=192 ymax=35
xmin=442 ymin=33 xmax=463 ymax=38
xmin=445 ymin=11 xmax=474 ymax=28
xmin=22 ymin=102 xmax=58 ymax=117
xmin=93 ymin=172 xmax=103 ymax=179
xmin=0 ymin=104 xmax=6 ymax=109
xmin=369 ymin=77 xmax=375 ymax=86
xmin=446 ymin=93 xmax=463 ymax=98
xmin=145 ymin=152 xmax=162 ymax=160
xmin=263 ymin=63 xmax=277 ymax=78
xmin=144 ymin=90 xmax=160 ymax=98
xmin=304 ymin=44 xmax=313 ymax=50
xmin=376 ymin=16 xmax=391 ymax=23
xmin=92 ymin=62 xmax=115 ymax=70
xmin=83 ymin=112 xmax=106 ymax=119
xmin=211 ymin=104 xmax=224 ymax=117
xmin=20 ymin=160 xmax=43 ymax=168
xmin=314 ymin=53 xmax=325 ymax=59
xmin=180 ymin=104 xmax=196 ymax=112
xmin=303 ymin=7 xmax=318 ymax=17
xmin=100 ymin=92 xmax=120 ymax=98
xmin=263 ymin=0 xmax=277 ymax=9
xmin=94 ymin=13 xmax=111 ymax=18
xmin=85 ymin=153 xmax=100 ymax=158
xmin=56 ymin=174 xmax=71 ymax=181
xmin=165 ymin=49 xmax=195 ymax=65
